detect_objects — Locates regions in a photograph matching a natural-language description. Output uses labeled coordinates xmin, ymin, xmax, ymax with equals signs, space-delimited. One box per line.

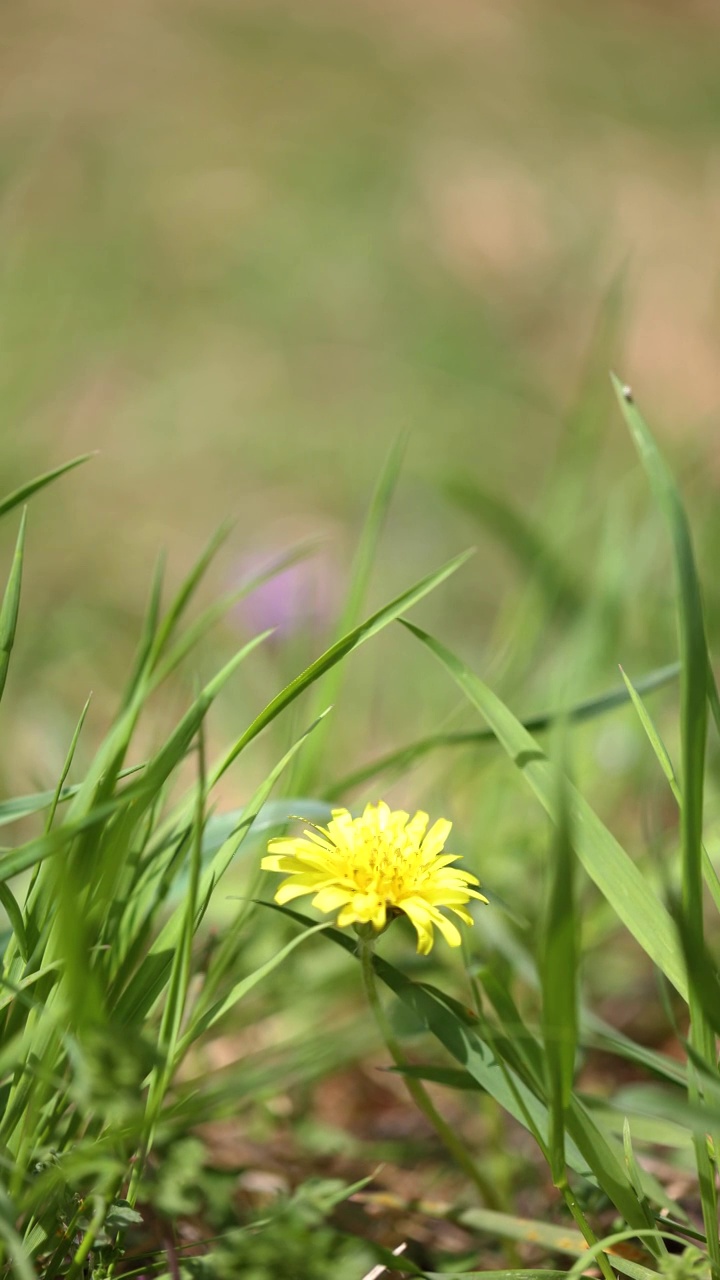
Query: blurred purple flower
xmin=232 ymin=543 xmax=341 ymax=639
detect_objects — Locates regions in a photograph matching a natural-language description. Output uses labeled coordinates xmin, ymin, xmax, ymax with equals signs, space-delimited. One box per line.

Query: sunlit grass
xmin=2 ymin=385 xmax=720 ymax=1277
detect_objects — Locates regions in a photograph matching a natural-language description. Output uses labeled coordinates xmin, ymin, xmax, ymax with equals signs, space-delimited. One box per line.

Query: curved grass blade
xmin=612 ymin=376 xmax=719 ymax=1271
xmin=44 ymin=697 xmax=93 ymax=836
xmin=150 ymin=540 xmax=319 ymax=689
xmin=0 ymin=883 xmax=27 ymax=961
xmin=0 ymin=1184 xmax=36 ymax=1280
xmin=0 ymin=454 xmax=92 ymax=522
xmin=612 ymin=379 xmax=709 ymax=943
xmin=620 ymin=668 xmax=720 ymax=914
xmin=294 ymin=432 xmax=406 ymax=791
xmin=208 ymin=549 xmax=473 ymax=785
xmin=0 ymin=766 xmax=144 ymax=831
xmin=146 ymin=522 xmax=233 ymax=673
xmin=113 ymin=713 xmax=332 ymax=1026
xmin=0 ymin=510 xmax=26 ymax=704
xmin=326 ymin=661 xmax=679 ymax=799
xmin=446 ymin=478 xmax=582 ymax=618
xmin=401 ymin=620 xmax=686 ymax=998
xmin=0 ymin=793 xmax=132 ymax=884
xmin=179 ymin=922 xmax=328 ymax=1048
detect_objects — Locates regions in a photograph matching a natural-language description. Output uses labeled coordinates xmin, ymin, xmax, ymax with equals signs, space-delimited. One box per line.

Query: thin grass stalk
xmin=357 ymin=938 xmax=502 ymax=1210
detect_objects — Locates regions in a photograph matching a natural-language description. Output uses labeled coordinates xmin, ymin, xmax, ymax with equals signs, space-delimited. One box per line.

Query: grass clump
xmin=3 ymin=382 xmax=720 ymax=1280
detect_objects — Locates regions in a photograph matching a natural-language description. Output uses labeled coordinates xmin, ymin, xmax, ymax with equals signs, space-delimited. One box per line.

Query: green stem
xmin=358 ymin=939 xmax=502 ymax=1210
xmin=560 ymin=1183 xmax=616 ymax=1280
xmin=62 ymin=1196 xmax=107 ymax=1280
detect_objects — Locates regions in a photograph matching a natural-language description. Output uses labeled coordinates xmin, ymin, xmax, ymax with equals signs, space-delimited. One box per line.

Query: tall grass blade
xmin=401 ymin=620 xmax=686 ymax=997
xmin=294 ymin=433 xmax=406 ymax=790
xmin=0 ymin=511 xmax=26 ymax=704
xmin=620 ymin=668 xmax=720 ymax=914
xmin=209 ymin=549 xmax=473 ymax=782
xmin=612 ymin=375 xmax=720 ymax=1272
xmin=539 ymin=765 xmax=578 ymax=1185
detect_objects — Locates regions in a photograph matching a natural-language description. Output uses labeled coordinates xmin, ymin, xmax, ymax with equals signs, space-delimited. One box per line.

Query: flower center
xmin=347 ymin=838 xmax=426 ymax=900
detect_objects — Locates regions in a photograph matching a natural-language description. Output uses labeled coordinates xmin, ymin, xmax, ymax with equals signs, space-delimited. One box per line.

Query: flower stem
xmin=358 ymin=940 xmax=502 ymax=1210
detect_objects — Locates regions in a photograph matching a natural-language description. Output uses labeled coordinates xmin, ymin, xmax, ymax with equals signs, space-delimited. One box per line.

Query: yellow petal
xmin=275 ymin=876 xmax=326 ymax=904
xmin=312 ymin=885 xmax=354 ymax=913
xmin=421 ymin=818 xmax=452 ymax=857
xmin=427 ymin=908 xmax=462 ymax=948
xmin=400 ymin=898 xmax=435 ymax=954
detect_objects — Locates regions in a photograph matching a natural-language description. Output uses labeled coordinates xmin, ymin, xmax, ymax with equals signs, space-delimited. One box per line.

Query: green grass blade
xmin=0 ymin=455 xmax=92 ymax=522
xmin=612 ymin=377 xmax=708 ymax=938
xmin=264 ymin=903 xmax=659 ymax=1224
xmin=260 ymin=904 xmax=587 ymax=1179
xmin=0 ymin=511 xmax=26 ymax=704
xmin=150 ymin=541 xmax=318 ymax=689
xmin=612 ymin=376 xmax=719 ymax=1270
xmin=44 ymin=697 xmax=93 ymax=835
xmin=620 ymin=668 xmax=720 ymax=915
xmin=120 ymin=551 xmax=166 ymax=708
xmin=620 ymin=667 xmax=676 ymax=792
xmin=401 ymin=620 xmax=686 ymax=997
xmin=446 ymin=477 xmax=582 ymax=617
xmin=429 ymin=1272 xmax=569 ymax=1279
xmin=146 ymin=522 xmax=233 ymax=671
xmin=294 ymin=432 xmax=406 ymax=790
xmin=0 ymin=796 xmax=130 ymax=884
xmin=0 ymin=884 xmax=27 ymax=961
xmin=0 ymin=1184 xmax=37 ymax=1280
xmin=0 ymin=766 xmax=143 ymax=830
xmin=326 ymin=661 xmax=679 ymax=799
xmin=208 ymin=549 xmax=473 ymax=784
xmin=540 ymin=766 xmax=578 ymax=1185
xmin=180 ymin=923 xmax=328 ymax=1047
xmin=113 ymin=713 xmax=331 ymax=1027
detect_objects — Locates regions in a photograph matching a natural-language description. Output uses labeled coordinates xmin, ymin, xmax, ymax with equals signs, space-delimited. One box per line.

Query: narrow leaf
xmin=401 ymin=620 xmax=686 ymax=997
xmin=0 ymin=454 xmax=91 ymax=521
xmin=0 ymin=510 xmax=26 ymax=702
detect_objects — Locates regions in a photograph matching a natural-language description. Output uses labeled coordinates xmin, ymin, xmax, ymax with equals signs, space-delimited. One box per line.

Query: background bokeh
xmin=1 ymin=0 xmax=719 ymax=808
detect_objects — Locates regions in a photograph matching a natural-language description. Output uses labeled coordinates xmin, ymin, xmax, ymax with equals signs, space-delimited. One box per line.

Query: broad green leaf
xmin=401 ymin=620 xmax=686 ymax=998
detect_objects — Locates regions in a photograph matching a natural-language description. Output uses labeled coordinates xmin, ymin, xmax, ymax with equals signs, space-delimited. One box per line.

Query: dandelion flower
xmin=262 ymin=800 xmax=487 ymax=954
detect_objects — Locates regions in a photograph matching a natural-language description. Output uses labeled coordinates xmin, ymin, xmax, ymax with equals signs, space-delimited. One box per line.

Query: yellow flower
xmin=262 ymin=800 xmax=487 ymax=955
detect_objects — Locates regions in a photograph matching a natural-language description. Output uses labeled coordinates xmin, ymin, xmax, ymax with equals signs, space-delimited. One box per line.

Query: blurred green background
xmin=2 ymin=0 xmax=719 ymax=812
